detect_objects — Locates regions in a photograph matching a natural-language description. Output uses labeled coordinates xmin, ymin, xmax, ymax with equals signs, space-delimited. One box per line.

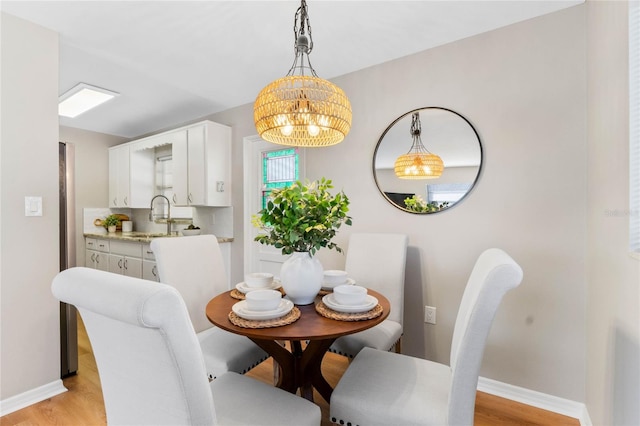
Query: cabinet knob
xmin=124 ymin=259 xmax=128 ymax=270
xmin=124 ymin=196 xmax=128 ymax=206
xmin=188 ymin=193 xmax=193 ymax=203
xmin=172 ymin=194 xmax=177 ymax=204
xmin=113 ymin=198 xmax=117 ymax=205
xmin=152 ymin=265 xmax=158 ymax=277
xmin=118 ymin=258 xmax=123 ymax=269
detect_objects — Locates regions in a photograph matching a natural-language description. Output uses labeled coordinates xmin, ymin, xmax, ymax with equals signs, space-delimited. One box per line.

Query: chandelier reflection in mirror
xmin=394 ymin=112 xmax=444 ymax=179
xmin=254 ymin=0 xmax=352 ymax=147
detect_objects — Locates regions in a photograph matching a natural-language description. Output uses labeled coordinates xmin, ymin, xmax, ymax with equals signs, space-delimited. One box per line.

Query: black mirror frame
xmin=372 ymin=107 xmax=484 ymax=214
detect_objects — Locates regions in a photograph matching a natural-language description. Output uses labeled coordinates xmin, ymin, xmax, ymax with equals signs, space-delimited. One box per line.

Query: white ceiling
xmin=1 ymin=1 xmax=582 ymax=139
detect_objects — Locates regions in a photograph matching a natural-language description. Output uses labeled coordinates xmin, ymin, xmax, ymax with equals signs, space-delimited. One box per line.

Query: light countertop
xmin=84 ymin=232 xmax=233 ymax=244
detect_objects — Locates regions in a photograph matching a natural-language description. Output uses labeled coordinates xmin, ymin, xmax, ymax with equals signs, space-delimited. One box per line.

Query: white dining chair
xmin=330 ymin=248 xmax=524 ymax=426
xmin=52 ymin=267 xmax=320 ymax=426
xmin=329 ymin=232 xmax=408 ymax=358
xmin=150 ymin=235 xmax=268 ymax=380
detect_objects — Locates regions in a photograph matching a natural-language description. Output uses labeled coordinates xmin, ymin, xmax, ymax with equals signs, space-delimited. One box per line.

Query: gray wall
xmin=0 ymin=13 xmax=60 ymax=399
xmin=586 ymin=2 xmax=640 ymax=425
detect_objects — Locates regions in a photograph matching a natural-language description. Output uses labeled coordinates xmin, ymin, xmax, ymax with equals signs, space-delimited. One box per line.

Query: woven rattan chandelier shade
xmin=394 ymin=112 xmax=444 ymax=179
xmin=254 ymin=0 xmax=351 ymax=147
xmin=394 ymin=152 xmax=444 ymax=179
xmin=254 ymin=75 xmax=351 ymax=147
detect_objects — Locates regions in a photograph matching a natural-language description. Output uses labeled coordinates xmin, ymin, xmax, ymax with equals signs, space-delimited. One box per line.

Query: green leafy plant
xmin=103 ymin=214 xmax=121 ymax=228
xmin=404 ymin=195 xmax=449 ymax=213
xmin=252 ymin=178 xmax=352 ymax=256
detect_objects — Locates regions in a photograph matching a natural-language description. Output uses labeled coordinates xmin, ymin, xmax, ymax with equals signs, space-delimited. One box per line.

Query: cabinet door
xmin=204 ymin=122 xmax=232 ymax=206
xmin=109 ymin=254 xmax=125 ymax=274
xmin=123 ymin=257 xmax=142 ymax=278
xmin=85 ymin=249 xmax=98 ymax=269
xmin=109 ymin=145 xmax=130 ymax=207
xmin=143 ymin=260 xmax=160 ymax=282
xmin=170 ymin=130 xmax=189 ymax=206
xmin=187 ymin=125 xmax=206 ymax=205
xmin=95 ymin=253 xmax=109 ymax=271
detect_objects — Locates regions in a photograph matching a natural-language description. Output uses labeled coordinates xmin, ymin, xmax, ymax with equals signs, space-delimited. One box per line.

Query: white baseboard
xmin=0 ymin=380 xmax=67 ymax=417
xmin=478 ymin=376 xmax=591 ymax=426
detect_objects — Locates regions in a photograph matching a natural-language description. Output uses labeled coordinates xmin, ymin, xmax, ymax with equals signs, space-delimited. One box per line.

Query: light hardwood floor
xmin=1 ymin=316 xmax=579 ymax=426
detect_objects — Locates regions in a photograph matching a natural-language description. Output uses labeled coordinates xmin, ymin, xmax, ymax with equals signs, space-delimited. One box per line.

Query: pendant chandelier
xmin=394 ymin=112 xmax=444 ymax=179
xmin=254 ymin=0 xmax=352 ymax=147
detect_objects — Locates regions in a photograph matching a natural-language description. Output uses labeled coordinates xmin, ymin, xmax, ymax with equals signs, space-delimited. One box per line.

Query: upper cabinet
xmin=108 ymin=144 xmax=129 ymax=208
xmin=108 ymin=142 xmax=154 ymax=208
xmin=109 ymin=120 xmax=231 ymax=208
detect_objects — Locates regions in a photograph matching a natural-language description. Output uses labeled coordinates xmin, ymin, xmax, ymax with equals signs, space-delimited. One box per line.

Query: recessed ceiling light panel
xmin=58 ymin=83 xmax=118 ymax=118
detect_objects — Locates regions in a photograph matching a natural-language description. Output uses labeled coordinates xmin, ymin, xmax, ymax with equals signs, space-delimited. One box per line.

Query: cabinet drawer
xmin=85 ymin=238 xmax=97 ymax=250
xmin=142 ymin=244 xmax=156 ymax=261
xmin=110 ymin=240 xmax=143 ymax=257
xmin=95 ymin=239 xmax=110 ymax=253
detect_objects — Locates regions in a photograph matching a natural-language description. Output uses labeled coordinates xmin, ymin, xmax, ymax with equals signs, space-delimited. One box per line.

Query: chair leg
xmin=394 ymin=337 xmax=402 ymax=354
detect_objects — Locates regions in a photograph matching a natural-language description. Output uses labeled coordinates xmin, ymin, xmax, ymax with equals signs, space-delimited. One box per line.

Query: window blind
xmin=630 ymin=1 xmax=640 ymax=254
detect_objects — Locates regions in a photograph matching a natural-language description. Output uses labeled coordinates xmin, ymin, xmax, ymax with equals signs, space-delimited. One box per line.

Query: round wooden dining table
xmin=206 ymin=289 xmax=390 ymax=403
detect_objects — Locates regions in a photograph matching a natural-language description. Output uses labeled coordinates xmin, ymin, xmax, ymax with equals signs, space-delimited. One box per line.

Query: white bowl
xmin=245 ymin=272 xmax=274 ymax=288
xmin=244 ymin=289 xmax=282 ymax=311
xmin=323 ymin=270 xmax=349 ymax=288
xmin=333 ymin=285 xmax=368 ymax=306
xmin=181 ymin=229 xmax=201 ymax=236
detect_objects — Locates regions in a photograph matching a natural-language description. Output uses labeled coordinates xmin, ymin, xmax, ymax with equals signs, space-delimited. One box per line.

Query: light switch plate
xmin=25 ymin=196 xmax=43 ymax=217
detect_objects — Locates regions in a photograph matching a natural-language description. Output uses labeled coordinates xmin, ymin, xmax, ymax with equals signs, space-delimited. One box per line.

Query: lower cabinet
xmin=142 ymin=244 xmax=160 ymax=282
xmin=86 ymin=249 xmax=109 ymax=271
xmin=85 ymin=238 xmax=110 ymax=271
xmin=85 ymin=238 xmax=157 ymax=282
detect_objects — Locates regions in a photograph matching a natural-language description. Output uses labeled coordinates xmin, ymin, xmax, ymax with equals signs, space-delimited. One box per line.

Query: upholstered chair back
xmin=151 ymin=235 xmax=226 ymax=333
xmin=344 ymin=233 xmax=408 ymax=324
xmin=52 ymin=267 xmax=217 ymax=425
xmin=448 ymin=248 xmax=524 ymax=425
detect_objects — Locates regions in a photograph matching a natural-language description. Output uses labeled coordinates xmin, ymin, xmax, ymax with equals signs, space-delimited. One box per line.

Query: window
xmin=630 ymin=1 xmax=640 ymax=256
xmin=261 ymin=148 xmax=299 ymax=209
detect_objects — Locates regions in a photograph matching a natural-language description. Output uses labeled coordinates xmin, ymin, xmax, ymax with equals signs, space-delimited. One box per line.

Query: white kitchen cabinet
xmin=85 ymin=238 xmax=109 ymax=271
xmin=142 ymin=244 xmax=160 ymax=282
xmin=108 ymin=120 xmax=230 ymax=209
xmin=108 ymin=145 xmax=130 ymax=208
xmin=171 ymin=121 xmax=231 ymax=207
xmin=108 ymin=240 xmax=143 ymax=278
xmin=108 ymin=142 xmax=154 ymax=208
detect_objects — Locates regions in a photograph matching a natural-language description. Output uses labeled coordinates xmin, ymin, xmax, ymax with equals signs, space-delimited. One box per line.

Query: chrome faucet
xmin=149 ymin=195 xmax=172 ymax=235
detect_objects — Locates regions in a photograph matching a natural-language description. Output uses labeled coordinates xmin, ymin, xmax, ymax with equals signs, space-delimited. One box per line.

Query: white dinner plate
xmin=232 ymin=299 xmax=294 ymax=320
xmin=321 ymin=277 xmax=356 ymax=291
xmin=235 ymin=280 xmax=281 ymax=294
xmin=322 ymin=294 xmax=378 ymax=313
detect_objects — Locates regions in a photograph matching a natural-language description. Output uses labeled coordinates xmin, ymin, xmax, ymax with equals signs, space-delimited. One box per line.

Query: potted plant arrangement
xmin=252 ymin=178 xmax=352 ymax=304
xmin=103 ymin=214 xmax=121 ymax=233
xmin=404 ymin=194 xmax=449 ymax=213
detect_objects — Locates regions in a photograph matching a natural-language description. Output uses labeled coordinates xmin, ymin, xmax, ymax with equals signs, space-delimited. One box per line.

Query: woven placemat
xmin=315 ymin=301 xmax=383 ymax=321
xmin=230 ymin=287 xmax=285 ymax=300
xmin=318 ymin=289 xmax=332 ymax=296
xmin=228 ymin=306 xmax=300 ymax=328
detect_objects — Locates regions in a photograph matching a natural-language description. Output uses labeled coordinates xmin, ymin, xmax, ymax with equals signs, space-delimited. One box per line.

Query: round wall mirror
xmin=373 ymin=107 xmax=483 ymax=214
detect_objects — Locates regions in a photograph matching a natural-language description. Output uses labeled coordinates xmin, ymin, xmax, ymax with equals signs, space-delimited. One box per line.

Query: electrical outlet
xmin=425 ymin=306 xmax=436 ymax=324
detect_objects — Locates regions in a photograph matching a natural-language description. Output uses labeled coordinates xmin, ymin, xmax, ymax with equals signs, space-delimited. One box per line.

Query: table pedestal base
xmin=250 ymin=338 xmax=335 ymax=403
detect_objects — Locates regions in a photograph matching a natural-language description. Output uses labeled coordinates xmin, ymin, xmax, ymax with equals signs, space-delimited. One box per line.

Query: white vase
xmin=279 ymin=251 xmax=323 ymax=305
